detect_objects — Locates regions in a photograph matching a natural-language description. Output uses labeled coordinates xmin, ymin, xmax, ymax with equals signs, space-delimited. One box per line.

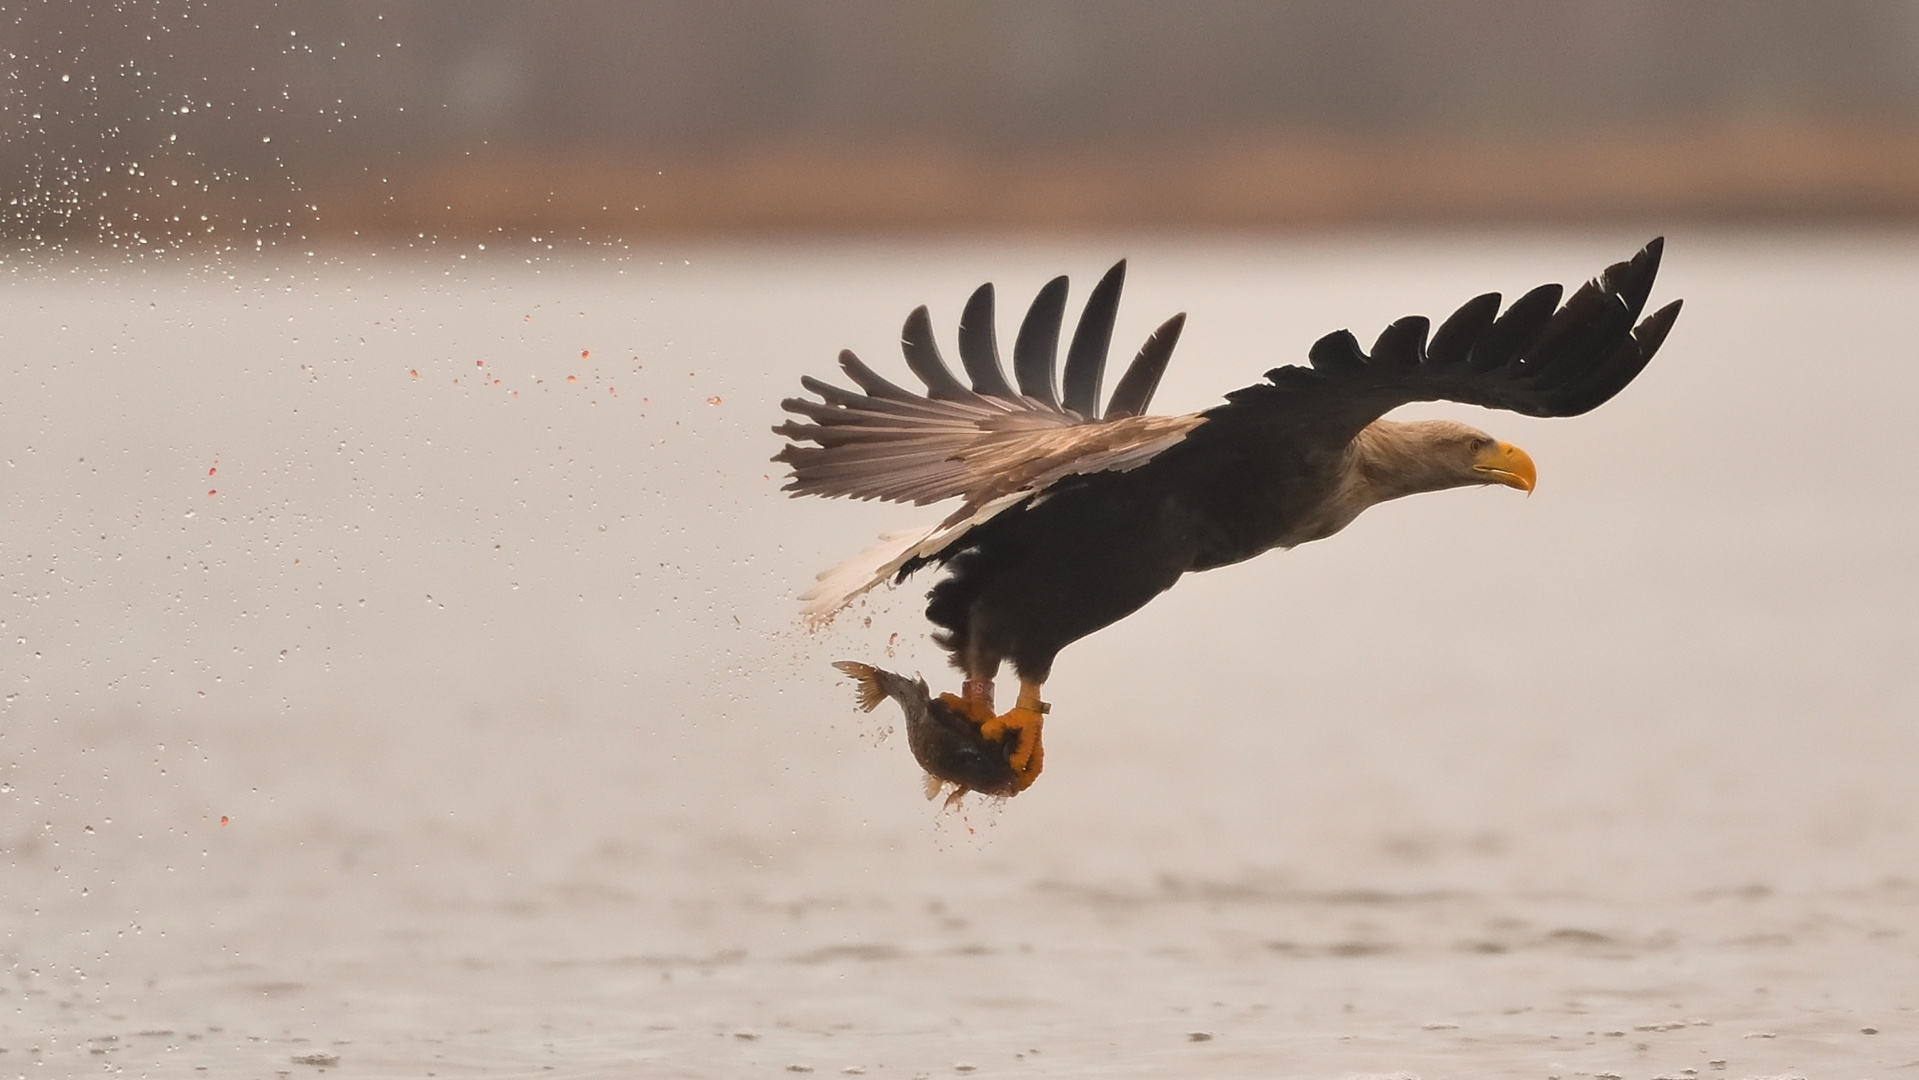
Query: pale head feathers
xmin=1352 ymin=419 xmax=1508 ymax=502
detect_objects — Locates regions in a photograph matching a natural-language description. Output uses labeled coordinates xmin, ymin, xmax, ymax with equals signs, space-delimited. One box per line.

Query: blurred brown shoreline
xmin=324 ymin=124 xmax=1919 ymax=238
xmin=57 ymin=121 xmax=1915 ymax=251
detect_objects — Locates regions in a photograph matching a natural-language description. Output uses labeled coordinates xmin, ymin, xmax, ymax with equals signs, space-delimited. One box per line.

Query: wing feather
xmin=1368 ymin=316 xmax=1429 ymax=374
xmin=1425 ymin=292 xmax=1499 ymax=368
xmin=1105 ymin=313 xmax=1185 ymax=419
xmin=1466 ymin=283 xmax=1563 ymax=375
xmin=836 ymin=350 xmax=920 ymax=403
xmin=1013 ymin=276 xmax=1069 ymax=409
xmin=1061 ymin=260 xmax=1125 ymax=419
xmin=957 ymin=284 xmax=1020 ymax=400
xmin=900 ymin=306 xmax=981 ymax=404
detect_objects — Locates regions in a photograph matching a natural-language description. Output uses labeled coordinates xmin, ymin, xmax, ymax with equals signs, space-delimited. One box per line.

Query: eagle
xmin=775 ymin=241 xmax=1680 ymax=800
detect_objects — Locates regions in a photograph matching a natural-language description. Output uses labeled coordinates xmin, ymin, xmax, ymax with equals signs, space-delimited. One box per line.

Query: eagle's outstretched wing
xmin=1211 ymin=238 xmax=1682 ymax=449
xmin=772 ymin=261 xmax=1197 ymax=522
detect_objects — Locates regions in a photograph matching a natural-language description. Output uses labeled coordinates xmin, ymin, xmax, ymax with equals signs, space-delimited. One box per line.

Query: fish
xmin=833 ymin=660 xmax=1021 ymax=802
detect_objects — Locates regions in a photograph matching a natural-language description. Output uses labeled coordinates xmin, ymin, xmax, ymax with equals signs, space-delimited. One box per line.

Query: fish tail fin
xmin=832 ymin=660 xmax=889 ymax=712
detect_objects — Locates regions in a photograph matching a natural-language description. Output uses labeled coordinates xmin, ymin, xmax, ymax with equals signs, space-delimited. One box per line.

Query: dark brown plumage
xmin=776 ymin=241 xmax=1681 ymax=798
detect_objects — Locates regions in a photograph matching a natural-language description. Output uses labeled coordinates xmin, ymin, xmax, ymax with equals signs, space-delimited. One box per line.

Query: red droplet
xmin=219 ymin=815 xmax=229 ymax=826
xmin=208 ymin=466 xmax=217 ymax=476
xmin=607 ymin=386 xmax=616 ymax=395
xmin=566 ymin=375 xmax=577 ymax=383
xmin=475 ymin=360 xmax=485 ymax=367
xmin=207 ymin=488 xmax=217 ymax=496
xmin=580 ymin=349 xmax=590 ymax=359
xmin=706 ymin=395 xmax=722 ymax=406
xmin=409 ymin=369 xmax=419 ymax=379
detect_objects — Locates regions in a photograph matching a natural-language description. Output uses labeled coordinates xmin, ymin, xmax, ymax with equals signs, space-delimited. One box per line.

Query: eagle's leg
xmin=960 ymin=676 xmax=996 ymax=714
xmin=937 ymin=640 xmax=1001 ymax=723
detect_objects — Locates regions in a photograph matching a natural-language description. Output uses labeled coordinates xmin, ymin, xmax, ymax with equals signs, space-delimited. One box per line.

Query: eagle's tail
xmin=797 ymin=492 xmax=1035 ymax=627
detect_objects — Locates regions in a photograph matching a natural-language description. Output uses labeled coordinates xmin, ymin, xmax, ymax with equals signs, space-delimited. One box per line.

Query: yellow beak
xmin=1473 ymin=440 xmax=1537 ymax=493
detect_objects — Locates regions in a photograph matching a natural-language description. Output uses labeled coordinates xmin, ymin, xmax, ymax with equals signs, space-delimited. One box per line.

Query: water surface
xmin=4 ymin=234 xmax=1916 ymax=1078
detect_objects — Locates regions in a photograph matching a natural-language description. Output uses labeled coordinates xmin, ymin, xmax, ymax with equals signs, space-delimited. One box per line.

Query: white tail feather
xmin=797 ymin=491 xmax=1033 ymax=627
xmin=799 ymin=526 xmax=937 ymax=626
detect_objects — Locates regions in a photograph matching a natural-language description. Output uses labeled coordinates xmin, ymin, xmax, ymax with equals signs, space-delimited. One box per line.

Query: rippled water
xmin=4 ymin=234 xmax=1917 ymax=1078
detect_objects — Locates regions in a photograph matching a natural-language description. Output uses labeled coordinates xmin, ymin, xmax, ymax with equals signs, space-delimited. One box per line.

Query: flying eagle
xmin=776 ymin=241 xmax=1680 ymax=799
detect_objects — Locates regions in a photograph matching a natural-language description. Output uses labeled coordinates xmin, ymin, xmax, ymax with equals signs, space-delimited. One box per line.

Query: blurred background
xmin=9 ymin=0 xmax=1919 ymax=250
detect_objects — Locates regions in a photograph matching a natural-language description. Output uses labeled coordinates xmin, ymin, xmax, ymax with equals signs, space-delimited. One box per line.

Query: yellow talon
xmin=996 ymin=707 xmax=1045 ymax=782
